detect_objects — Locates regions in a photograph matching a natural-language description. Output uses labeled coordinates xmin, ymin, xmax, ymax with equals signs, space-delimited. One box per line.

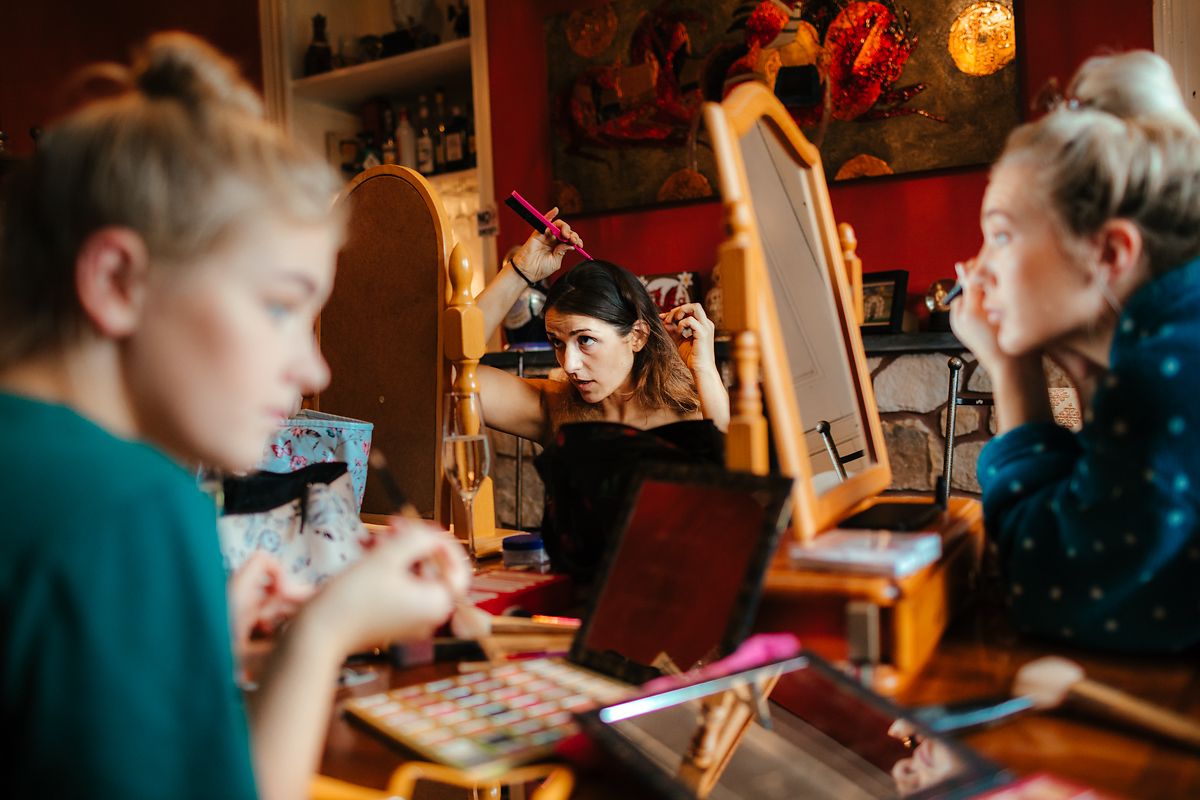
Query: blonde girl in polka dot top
xmin=951 ymin=51 xmax=1200 ymax=652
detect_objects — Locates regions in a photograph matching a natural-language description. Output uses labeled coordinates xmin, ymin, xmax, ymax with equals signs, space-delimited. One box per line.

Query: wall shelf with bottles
xmin=259 ymin=0 xmax=496 ymax=290
xmin=291 ymin=37 xmax=471 ymax=110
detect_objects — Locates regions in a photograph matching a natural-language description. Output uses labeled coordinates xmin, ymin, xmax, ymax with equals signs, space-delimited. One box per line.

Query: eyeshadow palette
xmin=344 ymin=658 xmax=631 ymax=776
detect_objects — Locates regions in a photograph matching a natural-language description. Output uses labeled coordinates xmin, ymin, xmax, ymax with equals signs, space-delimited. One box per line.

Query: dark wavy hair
xmin=543 ymin=260 xmax=700 ymax=415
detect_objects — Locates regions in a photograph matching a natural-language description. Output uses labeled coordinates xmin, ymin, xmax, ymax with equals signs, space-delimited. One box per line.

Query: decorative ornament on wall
xmin=637 ymin=271 xmax=703 ymax=314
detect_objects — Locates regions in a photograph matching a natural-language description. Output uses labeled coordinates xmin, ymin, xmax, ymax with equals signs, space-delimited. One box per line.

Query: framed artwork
xmin=861 ymin=270 xmax=908 ymax=333
xmin=545 ymin=1 xmax=1020 ymax=213
xmin=544 ymin=1 xmax=733 ymax=215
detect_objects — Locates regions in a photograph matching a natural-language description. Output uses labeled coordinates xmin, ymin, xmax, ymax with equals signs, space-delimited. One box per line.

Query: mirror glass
xmin=738 ymin=119 xmax=872 ymax=493
xmin=582 ymin=655 xmax=1003 ymax=799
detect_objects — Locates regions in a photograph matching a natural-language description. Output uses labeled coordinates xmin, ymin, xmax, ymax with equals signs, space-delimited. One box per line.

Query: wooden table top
xmin=896 ymin=610 xmax=1200 ymax=799
xmin=318 ymin=614 xmax=1200 ymax=798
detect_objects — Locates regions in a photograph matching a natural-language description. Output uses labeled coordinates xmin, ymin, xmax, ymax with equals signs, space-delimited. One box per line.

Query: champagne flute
xmin=442 ymin=391 xmax=491 ymax=561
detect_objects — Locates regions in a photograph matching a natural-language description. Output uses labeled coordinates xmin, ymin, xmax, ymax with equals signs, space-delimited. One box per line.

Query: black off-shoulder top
xmin=533 ymin=419 xmax=725 ymax=585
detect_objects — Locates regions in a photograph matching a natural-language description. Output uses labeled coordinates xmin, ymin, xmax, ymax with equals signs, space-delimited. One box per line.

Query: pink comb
xmin=505 ymin=190 xmax=593 ymax=261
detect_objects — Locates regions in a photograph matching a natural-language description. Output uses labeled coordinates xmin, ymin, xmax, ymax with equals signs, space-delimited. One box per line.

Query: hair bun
xmin=133 ymin=31 xmax=262 ymax=117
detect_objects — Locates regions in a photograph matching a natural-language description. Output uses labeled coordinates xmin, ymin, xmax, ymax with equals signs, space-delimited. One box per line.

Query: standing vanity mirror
xmin=705 ymin=83 xmax=890 ymax=541
xmin=705 ymin=83 xmax=984 ymax=693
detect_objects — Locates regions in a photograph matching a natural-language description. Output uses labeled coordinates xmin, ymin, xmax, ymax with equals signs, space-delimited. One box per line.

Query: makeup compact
xmin=705 ymin=83 xmax=986 ymax=694
xmin=345 ymin=462 xmax=792 ymax=777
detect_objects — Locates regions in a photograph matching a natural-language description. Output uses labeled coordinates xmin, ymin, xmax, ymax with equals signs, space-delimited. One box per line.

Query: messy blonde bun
xmin=1000 ymin=108 xmax=1200 ymax=277
xmin=0 ymin=32 xmax=343 ymax=366
xmin=1068 ymin=50 xmax=1200 ymax=135
xmin=131 ymin=31 xmax=264 ymax=117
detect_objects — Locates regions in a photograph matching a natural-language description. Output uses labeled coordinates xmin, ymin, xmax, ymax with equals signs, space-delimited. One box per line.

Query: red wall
xmin=487 ymin=0 xmax=1154 ymax=321
xmin=3 ymin=0 xmax=1154 ymax=323
xmin=1 ymin=2 xmax=262 ymax=157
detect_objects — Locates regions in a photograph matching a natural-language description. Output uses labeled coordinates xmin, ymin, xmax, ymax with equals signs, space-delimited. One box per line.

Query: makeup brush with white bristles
xmin=1013 ymin=656 xmax=1200 ymax=752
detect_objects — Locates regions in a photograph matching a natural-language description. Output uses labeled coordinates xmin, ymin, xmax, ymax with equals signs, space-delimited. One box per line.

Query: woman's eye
xmin=987 ymin=230 xmax=1011 ymax=246
xmin=265 ymin=301 xmax=293 ymax=320
xmin=579 ymin=336 xmax=597 ymax=346
xmin=547 ymin=338 xmax=564 ymax=349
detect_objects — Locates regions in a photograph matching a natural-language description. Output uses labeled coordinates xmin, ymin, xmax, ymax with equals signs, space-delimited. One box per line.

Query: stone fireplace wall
xmin=871 ymin=352 xmax=1078 ymax=495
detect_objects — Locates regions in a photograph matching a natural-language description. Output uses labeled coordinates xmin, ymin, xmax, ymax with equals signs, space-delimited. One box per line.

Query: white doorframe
xmin=1154 ymin=0 xmax=1200 ymax=122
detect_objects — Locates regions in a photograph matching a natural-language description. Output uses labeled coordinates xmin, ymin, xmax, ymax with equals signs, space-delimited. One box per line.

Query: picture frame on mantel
xmin=861 ymin=270 xmax=908 ymax=334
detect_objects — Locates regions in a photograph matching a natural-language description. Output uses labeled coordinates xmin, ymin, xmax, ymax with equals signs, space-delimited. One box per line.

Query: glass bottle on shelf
xmin=338 ymin=138 xmax=359 ymax=180
xmin=444 ymin=1 xmax=459 ymax=42
xmin=454 ymin=0 xmax=470 ymax=39
xmin=396 ymin=106 xmax=417 ymax=170
xmin=432 ymin=87 xmax=448 ymax=174
xmin=443 ymin=105 xmax=466 ymax=172
xmin=380 ymin=107 xmax=398 ymax=165
xmin=358 ymin=132 xmax=382 ymax=171
xmin=303 ymin=14 xmax=333 ymax=77
xmin=415 ymin=95 xmax=435 ymax=176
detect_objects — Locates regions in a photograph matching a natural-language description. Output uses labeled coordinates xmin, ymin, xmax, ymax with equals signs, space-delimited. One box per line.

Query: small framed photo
xmin=860 ymin=270 xmax=908 ymax=333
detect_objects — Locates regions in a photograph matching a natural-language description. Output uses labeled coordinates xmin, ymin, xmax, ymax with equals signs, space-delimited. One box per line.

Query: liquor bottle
xmin=454 ymin=0 xmax=470 ymax=39
xmin=338 ymin=138 xmax=359 ymax=180
xmin=380 ymin=107 xmax=398 ymax=165
xmin=415 ymin=95 xmax=435 ymax=176
xmin=443 ymin=105 xmax=467 ymax=172
xmin=444 ymin=0 xmax=459 ymax=42
xmin=303 ymin=14 xmax=333 ymax=77
xmin=432 ymin=87 xmax=448 ymax=174
xmin=395 ymin=107 xmax=417 ymax=170
xmin=358 ymin=132 xmax=382 ymax=171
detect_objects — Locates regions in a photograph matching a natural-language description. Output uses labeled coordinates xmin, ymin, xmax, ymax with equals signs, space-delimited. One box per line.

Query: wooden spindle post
xmin=720 ymin=201 xmax=769 ymax=476
xmin=839 ymin=222 xmax=864 ymax=326
xmin=443 ymin=241 xmax=496 ymax=541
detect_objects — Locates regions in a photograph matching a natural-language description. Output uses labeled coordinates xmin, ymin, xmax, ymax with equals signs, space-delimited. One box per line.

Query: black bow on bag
xmin=216 ymin=461 xmax=370 ymax=585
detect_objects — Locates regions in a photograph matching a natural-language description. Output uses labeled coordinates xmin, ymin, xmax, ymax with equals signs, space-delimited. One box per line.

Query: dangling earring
xmin=1099 ymin=282 xmax=1122 ymax=316
xmin=1090 ymin=260 xmax=1123 ymax=316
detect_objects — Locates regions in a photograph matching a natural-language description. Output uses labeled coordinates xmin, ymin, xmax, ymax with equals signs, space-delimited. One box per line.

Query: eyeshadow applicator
xmin=1013 ymin=656 xmax=1200 ymax=752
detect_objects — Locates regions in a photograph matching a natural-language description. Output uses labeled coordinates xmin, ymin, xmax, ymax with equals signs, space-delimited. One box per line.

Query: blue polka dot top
xmin=976 ymin=257 xmax=1200 ymax=653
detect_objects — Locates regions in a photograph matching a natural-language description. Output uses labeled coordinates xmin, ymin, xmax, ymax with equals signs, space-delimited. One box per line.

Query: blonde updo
xmin=1000 ymin=85 xmax=1200 ymax=278
xmin=0 ymin=32 xmax=344 ymax=366
xmin=1068 ymin=50 xmax=1200 ymax=135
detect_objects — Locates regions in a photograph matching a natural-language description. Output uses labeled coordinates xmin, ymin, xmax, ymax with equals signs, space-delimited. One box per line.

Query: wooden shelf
xmin=861 ymin=331 xmax=963 ymax=354
xmin=292 ymin=38 xmax=471 ymax=110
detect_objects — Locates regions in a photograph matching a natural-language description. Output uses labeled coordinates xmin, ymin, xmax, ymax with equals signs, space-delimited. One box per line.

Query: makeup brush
xmin=1013 ymin=656 xmax=1200 ymax=752
xmin=942 ymin=261 xmax=968 ymax=305
xmin=450 ymin=606 xmax=580 ymax=640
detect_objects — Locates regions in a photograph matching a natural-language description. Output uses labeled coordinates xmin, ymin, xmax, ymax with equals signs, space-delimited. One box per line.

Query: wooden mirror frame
xmin=704 ymin=83 xmax=891 ymax=542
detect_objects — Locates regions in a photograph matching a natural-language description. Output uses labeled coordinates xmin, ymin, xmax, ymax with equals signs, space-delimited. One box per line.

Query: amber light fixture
xmin=948 ymin=1 xmax=1016 ymax=77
